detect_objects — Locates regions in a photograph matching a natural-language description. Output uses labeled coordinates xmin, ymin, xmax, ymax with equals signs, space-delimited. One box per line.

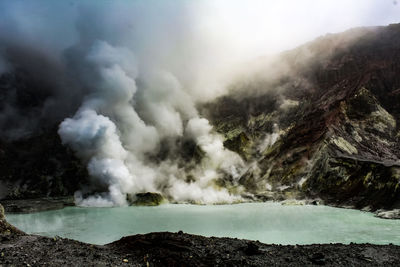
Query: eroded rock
xmin=127 ymin=192 xmax=165 ymax=206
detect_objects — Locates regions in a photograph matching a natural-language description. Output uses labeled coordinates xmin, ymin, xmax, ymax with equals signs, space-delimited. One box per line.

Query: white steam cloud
xmin=0 ymin=0 xmax=398 ymax=206
xmin=58 ymin=39 xmax=244 ymax=206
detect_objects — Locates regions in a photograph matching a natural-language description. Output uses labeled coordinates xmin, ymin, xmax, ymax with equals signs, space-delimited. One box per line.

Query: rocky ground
xmin=0 ymin=205 xmax=399 ymax=266
xmin=2 ymin=228 xmax=400 ymax=266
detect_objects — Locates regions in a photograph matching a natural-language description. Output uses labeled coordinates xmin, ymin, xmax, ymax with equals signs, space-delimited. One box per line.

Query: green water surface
xmin=6 ymin=202 xmax=400 ymax=245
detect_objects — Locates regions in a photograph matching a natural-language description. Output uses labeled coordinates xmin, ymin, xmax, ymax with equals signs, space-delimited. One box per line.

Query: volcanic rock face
xmin=0 ymin=71 xmax=89 ymax=200
xmin=0 ymin=24 xmax=400 ymax=210
xmin=0 ymin=126 xmax=89 ymax=200
xmin=206 ymin=24 xmax=400 ymax=210
xmin=0 ymin=204 xmax=24 ymax=236
xmin=127 ymin=192 xmax=165 ymax=206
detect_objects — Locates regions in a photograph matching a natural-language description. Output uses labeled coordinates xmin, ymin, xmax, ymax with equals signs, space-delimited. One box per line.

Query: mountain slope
xmin=206 ymin=24 xmax=400 ymax=210
xmin=0 ymin=24 xmax=399 ymax=211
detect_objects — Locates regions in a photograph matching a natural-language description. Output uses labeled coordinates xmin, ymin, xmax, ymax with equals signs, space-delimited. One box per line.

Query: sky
xmin=0 ymin=0 xmax=399 ymax=59
xmin=196 ymin=0 xmax=400 ymax=56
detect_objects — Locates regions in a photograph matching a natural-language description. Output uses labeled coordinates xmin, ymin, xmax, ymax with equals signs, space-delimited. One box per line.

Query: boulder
xmin=127 ymin=192 xmax=165 ymax=206
xmin=0 ymin=204 xmax=24 ymax=236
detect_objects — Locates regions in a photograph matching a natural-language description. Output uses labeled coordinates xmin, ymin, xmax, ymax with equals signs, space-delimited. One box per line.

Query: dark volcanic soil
xmin=1 ymin=231 xmax=400 ymax=266
xmin=0 ymin=206 xmax=399 ymax=266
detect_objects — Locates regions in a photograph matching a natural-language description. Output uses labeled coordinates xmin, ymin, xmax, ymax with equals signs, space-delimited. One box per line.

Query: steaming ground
xmin=57 ymin=39 xmax=246 ymax=206
xmin=0 ymin=1 xmax=253 ymax=206
xmin=55 ymin=4 xmax=249 ymax=206
xmin=0 ymin=1 xmax=399 ymax=206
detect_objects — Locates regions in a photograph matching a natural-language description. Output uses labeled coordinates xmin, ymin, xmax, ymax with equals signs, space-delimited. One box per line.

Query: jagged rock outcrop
xmin=0 ymin=204 xmax=24 ymax=236
xmin=206 ymin=24 xmax=400 ymax=210
xmin=127 ymin=192 xmax=165 ymax=206
xmin=0 ymin=71 xmax=89 ymax=200
xmin=0 ymin=130 xmax=89 ymax=199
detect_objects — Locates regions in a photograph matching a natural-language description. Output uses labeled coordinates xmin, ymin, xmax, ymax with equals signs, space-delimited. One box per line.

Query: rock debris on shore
xmin=0 ymin=205 xmax=399 ymax=266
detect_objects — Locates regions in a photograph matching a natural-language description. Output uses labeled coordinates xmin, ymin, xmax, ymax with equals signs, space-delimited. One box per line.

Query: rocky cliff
xmin=0 ymin=71 xmax=88 ymax=200
xmin=205 ymin=24 xmax=400 ymax=211
xmin=1 ymin=24 xmax=400 ymax=211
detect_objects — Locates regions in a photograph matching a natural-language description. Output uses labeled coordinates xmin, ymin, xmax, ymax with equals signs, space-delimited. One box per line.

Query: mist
xmin=0 ymin=0 xmax=398 ymax=206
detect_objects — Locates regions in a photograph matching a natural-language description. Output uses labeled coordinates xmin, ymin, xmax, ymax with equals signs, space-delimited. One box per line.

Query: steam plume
xmin=0 ymin=0 xmax=398 ymax=205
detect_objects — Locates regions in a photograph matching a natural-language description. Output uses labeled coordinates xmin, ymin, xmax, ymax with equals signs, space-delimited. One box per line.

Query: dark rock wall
xmin=206 ymin=24 xmax=400 ymax=210
xmin=0 ymin=72 xmax=88 ymax=200
xmin=0 ymin=129 xmax=89 ymax=199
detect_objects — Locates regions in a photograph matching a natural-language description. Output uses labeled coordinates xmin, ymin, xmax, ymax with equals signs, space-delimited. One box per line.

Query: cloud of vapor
xmin=53 ymin=3 xmax=248 ymax=205
xmin=0 ymin=0 xmax=398 ymax=205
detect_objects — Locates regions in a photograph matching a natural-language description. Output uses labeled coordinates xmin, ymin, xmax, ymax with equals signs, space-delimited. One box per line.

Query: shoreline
xmin=0 ymin=197 xmax=75 ymax=214
xmin=2 ymin=196 xmax=399 ymax=220
xmin=1 ymin=204 xmax=400 ymax=265
xmin=1 ymin=231 xmax=400 ymax=266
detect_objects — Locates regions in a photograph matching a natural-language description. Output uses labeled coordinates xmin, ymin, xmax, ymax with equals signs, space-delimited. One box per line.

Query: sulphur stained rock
xmin=127 ymin=192 xmax=165 ymax=206
xmin=0 ymin=204 xmax=24 ymax=235
xmin=205 ymin=24 xmax=400 ymax=211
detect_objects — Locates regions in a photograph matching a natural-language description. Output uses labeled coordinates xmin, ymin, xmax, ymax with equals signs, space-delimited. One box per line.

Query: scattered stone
xmin=243 ymin=243 xmax=260 ymax=256
xmin=309 ymin=252 xmax=326 ymax=265
xmin=281 ymin=199 xmax=305 ymax=206
xmin=308 ymin=200 xmax=320 ymax=205
xmin=375 ymin=209 xmax=400 ymax=219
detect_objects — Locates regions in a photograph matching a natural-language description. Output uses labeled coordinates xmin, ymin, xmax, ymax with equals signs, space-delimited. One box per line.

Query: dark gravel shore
xmin=1 ymin=231 xmax=400 ymax=266
xmin=0 ymin=205 xmax=399 ymax=266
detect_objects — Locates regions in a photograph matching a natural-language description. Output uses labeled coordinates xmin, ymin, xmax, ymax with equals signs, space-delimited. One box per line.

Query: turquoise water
xmin=6 ymin=202 xmax=400 ymax=245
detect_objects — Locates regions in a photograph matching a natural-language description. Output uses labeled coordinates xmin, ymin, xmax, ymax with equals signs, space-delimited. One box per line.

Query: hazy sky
xmin=197 ymin=0 xmax=400 ymax=55
xmin=1 ymin=0 xmax=399 ymax=59
xmin=0 ymin=0 xmax=399 ymax=100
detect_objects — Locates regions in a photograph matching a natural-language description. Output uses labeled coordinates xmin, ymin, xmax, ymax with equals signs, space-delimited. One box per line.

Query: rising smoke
xmin=58 ymin=39 xmax=245 ymax=205
xmin=0 ymin=0 xmax=398 ymax=206
xmin=55 ymin=3 xmax=248 ymax=205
